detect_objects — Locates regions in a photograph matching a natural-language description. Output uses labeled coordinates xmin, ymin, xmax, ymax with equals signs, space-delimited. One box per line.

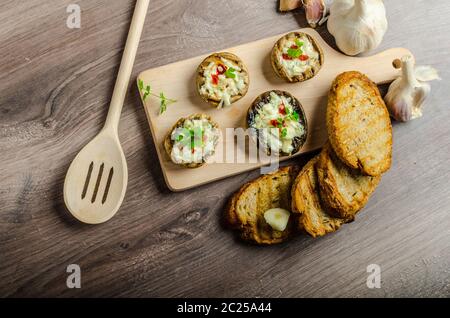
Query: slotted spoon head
xmin=63 ymin=0 xmax=149 ymax=224
xmin=64 ymin=130 xmax=128 ymax=224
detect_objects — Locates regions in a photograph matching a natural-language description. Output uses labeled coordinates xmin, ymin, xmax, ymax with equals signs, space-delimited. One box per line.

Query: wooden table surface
xmin=1 ymin=0 xmax=449 ymax=298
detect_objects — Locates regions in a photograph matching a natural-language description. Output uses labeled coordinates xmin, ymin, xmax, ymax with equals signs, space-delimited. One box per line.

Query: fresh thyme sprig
xmin=138 ymin=79 xmax=177 ymax=114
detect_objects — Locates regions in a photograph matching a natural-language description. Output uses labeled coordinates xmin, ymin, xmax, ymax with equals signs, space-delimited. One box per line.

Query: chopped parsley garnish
xmin=224 ymin=67 xmax=236 ymax=79
xmin=287 ymin=39 xmax=305 ymax=59
xmin=281 ymin=104 xmax=300 ymax=122
xmin=277 ymin=117 xmax=283 ymax=128
xmin=189 ymin=127 xmax=205 ymax=149
xmin=285 ymin=106 xmax=291 ymax=116
xmin=287 ymin=48 xmax=302 ymax=59
xmin=281 ymin=128 xmax=288 ymax=138
xmin=174 ymin=128 xmax=190 ymax=145
xmin=174 ymin=127 xmax=205 ymax=149
xmin=295 ymin=39 xmax=304 ymax=47
xmin=138 ymin=79 xmax=177 ymax=115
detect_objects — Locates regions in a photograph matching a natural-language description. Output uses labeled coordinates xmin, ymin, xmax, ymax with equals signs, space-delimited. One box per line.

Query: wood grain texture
xmin=0 ymin=0 xmax=449 ymax=297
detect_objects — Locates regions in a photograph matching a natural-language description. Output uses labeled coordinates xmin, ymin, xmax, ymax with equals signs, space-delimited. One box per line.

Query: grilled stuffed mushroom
xmin=271 ymin=32 xmax=324 ymax=83
xmin=247 ymin=90 xmax=307 ymax=157
xmin=164 ymin=114 xmax=220 ymax=168
xmin=196 ymin=52 xmax=249 ymax=109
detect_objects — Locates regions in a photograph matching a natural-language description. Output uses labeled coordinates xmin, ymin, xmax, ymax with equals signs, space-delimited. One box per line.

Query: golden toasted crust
xmin=163 ymin=114 xmax=219 ymax=169
xmin=246 ymin=90 xmax=308 ymax=157
xmin=291 ymin=157 xmax=348 ymax=237
xmin=225 ymin=166 xmax=300 ymax=245
xmin=271 ymin=32 xmax=324 ymax=83
xmin=317 ymin=143 xmax=381 ymax=220
xmin=196 ymin=52 xmax=249 ymax=107
xmin=327 ymin=71 xmax=392 ymax=176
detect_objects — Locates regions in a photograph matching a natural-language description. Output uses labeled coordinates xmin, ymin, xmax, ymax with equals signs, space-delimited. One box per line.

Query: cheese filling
xmin=253 ymin=92 xmax=305 ymax=155
xmin=170 ymin=118 xmax=219 ymax=164
xmin=199 ymin=57 xmax=246 ymax=109
xmin=278 ymin=35 xmax=320 ymax=77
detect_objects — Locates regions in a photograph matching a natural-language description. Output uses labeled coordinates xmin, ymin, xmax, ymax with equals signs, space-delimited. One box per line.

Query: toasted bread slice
xmin=327 ymin=71 xmax=392 ymax=176
xmin=317 ymin=143 xmax=381 ymax=220
xmin=291 ymin=157 xmax=347 ymax=237
xmin=225 ymin=166 xmax=300 ymax=244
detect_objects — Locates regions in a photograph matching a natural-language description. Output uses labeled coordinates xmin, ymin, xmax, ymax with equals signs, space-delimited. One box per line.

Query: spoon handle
xmin=105 ymin=0 xmax=150 ymax=132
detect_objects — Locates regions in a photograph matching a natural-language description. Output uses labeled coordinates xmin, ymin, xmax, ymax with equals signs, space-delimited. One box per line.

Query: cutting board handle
xmin=104 ymin=0 xmax=150 ymax=133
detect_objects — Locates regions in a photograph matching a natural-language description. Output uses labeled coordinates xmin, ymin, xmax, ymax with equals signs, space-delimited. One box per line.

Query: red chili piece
xmin=211 ymin=74 xmax=219 ymax=85
xmin=217 ymin=64 xmax=227 ymax=75
xmin=278 ymin=104 xmax=286 ymax=115
xmin=299 ymin=55 xmax=309 ymax=61
xmin=282 ymin=53 xmax=292 ymax=60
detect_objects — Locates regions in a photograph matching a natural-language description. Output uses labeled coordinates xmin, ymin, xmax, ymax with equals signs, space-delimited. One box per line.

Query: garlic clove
xmin=302 ymin=0 xmax=332 ymax=28
xmin=386 ymin=90 xmax=413 ymax=122
xmin=384 ymin=55 xmax=439 ymax=122
xmin=264 ymin=208 xmax=290 ymax=232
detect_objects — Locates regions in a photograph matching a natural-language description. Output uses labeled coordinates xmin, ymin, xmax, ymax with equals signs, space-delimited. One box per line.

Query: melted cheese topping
xmin=199 ymin=57 xmax=246 ymax=109
xmin=278 ymin=35 xmax=320 ymax=77
xmin=170 ymin=118 xmax=219 ymax=164
xmin=253 ymin=92 xmax=305 ymax=154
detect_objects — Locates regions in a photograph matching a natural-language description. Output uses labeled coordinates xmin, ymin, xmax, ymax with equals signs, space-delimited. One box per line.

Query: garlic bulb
xmin=302 ymin=0 xmax=334 ymax=28
xmin=384 ymin=55 xmax=440 ymax=122
xmin=327 ymin=0 xmax=388 ymax=56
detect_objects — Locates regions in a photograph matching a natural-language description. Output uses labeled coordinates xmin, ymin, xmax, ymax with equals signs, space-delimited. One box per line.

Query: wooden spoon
xmin=64 ymin=0 xmax=150 ymax=224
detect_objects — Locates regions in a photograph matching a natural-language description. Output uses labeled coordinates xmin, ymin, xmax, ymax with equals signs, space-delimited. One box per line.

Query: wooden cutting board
xmin=137 ymin=28 xmax=412 ymax=191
